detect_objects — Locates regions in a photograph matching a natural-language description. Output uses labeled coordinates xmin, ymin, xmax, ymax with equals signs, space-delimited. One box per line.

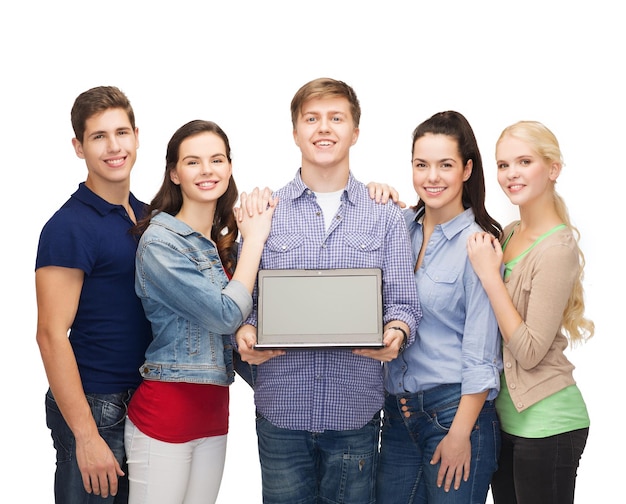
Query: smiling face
xmin=495 ymin=134 xmax=560 ymax=208
xmin=72 ymin=107 xmax=138 ymax=190
xmin=293 ymin=96 xmax=359 ymax=173
xmin=412 ymin=133 xmax=472 ymax=223
xmin=169 ymin=132 xmax=232 ymax=208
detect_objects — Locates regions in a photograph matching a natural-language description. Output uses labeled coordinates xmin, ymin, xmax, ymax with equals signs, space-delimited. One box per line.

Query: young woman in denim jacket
xmin=124 ymin=120 xmax=277 ymax=504
xmin=467 ymin=121 xmax=594 ymax=504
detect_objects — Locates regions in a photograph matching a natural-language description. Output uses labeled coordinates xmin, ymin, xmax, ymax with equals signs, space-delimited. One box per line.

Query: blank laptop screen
xmin=255 ymin=268 xmax=383 ymax=349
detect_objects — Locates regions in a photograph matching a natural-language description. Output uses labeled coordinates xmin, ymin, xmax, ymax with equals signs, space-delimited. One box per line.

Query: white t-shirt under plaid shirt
xmin=244 ymin=169 xmax=421 ymax=432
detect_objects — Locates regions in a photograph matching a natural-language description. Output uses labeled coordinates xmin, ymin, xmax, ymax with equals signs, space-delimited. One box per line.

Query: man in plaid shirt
xmin=236 ymin=77 xmax=421 ymax=504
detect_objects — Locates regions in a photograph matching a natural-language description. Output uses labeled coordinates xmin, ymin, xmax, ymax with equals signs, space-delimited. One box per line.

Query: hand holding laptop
xmin=353 ymin=323 xmax=409 ymax=362
xmin=235 ymin=324 xmax=286 ymax=365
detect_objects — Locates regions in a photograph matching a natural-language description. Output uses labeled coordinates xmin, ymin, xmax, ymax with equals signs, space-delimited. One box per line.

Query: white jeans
xmin=125 ymin=418 xmax=227 ymax=504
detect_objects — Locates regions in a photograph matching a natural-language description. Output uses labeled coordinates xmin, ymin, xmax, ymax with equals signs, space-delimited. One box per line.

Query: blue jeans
xmin=255 ymin=412 xmax=381 ymax=504
xmin=45 ymin=388 xmax=134 ymax=504
xmin=490 ymin=428 xmax=588 ymax=504
xmin=377 ymin=384 xmax=500 ymax=504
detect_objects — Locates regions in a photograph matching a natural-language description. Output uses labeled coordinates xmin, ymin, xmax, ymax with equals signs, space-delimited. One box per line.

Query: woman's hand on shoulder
xmin=234 ymin=187 xmax=278 ymax=241
xmin=366 ymin=182 xmax=406 ymax=208
xmin=466 ymin=232 xmax=503 ymax=281
xmin=237 ymin=187 xmax=275 ymax=219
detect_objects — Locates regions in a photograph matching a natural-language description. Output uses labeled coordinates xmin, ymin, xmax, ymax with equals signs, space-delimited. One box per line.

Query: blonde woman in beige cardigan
xmin=466 ymin=121 xmax=594 ymax=504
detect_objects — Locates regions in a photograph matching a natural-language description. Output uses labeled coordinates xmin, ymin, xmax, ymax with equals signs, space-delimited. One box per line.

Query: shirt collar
xmin=440 ymin=208 xmax=476 ymax=240
xmin=73 ymin=182 xmax=143 ymax=218
xmin=285 ymin=168 xmax=359 ymax=205
xmin=411 ymin=206 xmax=477 ymax=240
xmin=149 ymin=210 xmax=196 ymax=237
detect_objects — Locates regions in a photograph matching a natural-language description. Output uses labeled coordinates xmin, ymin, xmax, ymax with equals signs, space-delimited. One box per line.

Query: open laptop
xmin=255 ymin=268 xmax=384 ymax=349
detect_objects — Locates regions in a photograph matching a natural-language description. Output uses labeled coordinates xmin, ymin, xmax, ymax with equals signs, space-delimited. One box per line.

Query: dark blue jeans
xmin=45 ymin=388 xmax=134 ymax=504
xmin=490 ymin=428 xmax=589 ymax=504
xmin=377 ymin=384 xmax=500 ymax=504
xmin=256 ymin=412 xmax=381 ymax=504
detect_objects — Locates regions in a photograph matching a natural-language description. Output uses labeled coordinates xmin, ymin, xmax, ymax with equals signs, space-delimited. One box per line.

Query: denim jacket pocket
xmin=186 ymin=250 xmax=221 ymax=272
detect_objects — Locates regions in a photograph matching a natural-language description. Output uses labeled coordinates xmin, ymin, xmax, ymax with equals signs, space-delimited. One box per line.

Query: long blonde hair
xmin=498 ymin=121 xmax=594 ymax=346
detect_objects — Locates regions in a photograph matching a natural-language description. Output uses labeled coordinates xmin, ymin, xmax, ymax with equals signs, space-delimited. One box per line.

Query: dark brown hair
xmin=412 ymin=111 xmax=501 ymax=238
xmin=134 ymin=120 xmax=239 ymax=273
xmin=70 ymin=86 xmax=135 ymax=143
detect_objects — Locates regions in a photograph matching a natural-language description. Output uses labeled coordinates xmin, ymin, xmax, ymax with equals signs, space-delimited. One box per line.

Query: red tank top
xmin=128 ymin=380 xmax=229 ymax=443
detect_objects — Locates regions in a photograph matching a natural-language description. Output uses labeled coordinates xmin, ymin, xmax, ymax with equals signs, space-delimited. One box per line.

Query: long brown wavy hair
xmin=133 ymin=120 xmax=239 ymax=273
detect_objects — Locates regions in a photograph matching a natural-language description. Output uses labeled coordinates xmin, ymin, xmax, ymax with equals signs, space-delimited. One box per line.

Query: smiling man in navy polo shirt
xmin=35 ymin=86 xmax=151 ymax=504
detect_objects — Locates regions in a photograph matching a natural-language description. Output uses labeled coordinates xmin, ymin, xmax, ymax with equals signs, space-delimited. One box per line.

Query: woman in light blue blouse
xmin=377 ymin=111 xmax=503 ymax=504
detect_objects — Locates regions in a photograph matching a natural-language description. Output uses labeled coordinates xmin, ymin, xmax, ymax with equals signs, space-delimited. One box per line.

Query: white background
xmin=1 ymin=1 xmax=622 ymax=502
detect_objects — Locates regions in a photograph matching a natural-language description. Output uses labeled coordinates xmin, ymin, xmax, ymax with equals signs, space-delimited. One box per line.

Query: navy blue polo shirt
xmin=36 ymin=183 xmax=152 ymax=393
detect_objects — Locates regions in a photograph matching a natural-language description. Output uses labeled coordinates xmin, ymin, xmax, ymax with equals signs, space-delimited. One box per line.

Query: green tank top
xmin=497 ymin=223 xmax=590 ymax=437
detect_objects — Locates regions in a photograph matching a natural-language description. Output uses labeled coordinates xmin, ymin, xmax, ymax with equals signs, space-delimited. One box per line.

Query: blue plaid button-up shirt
xmin=245 ymin=170 xmax=421 ymax=432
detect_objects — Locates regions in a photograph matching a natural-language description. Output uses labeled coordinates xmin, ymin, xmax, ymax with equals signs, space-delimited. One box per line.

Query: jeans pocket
xmin=430 ymin=401 xmax=459 ymax=432
xmin=45 ymin=390 xmax=73 ymax=463
xmin=86 ymin=393 xmax=128 ymax=431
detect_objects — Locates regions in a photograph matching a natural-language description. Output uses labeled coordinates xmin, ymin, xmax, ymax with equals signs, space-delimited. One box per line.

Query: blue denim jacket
xmin=135 ymin=211 xmax=252 ymax=385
